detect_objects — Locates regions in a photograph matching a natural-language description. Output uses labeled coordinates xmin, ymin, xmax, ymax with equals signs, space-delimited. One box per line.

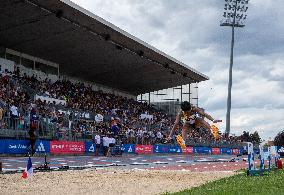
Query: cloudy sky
xmin=71 ymin=0 xmax=284 ymax=140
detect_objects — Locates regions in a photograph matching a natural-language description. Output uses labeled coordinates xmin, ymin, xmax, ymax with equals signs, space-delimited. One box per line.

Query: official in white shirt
xmin=94 ymin=134 xmax=101 ymax=156
xmin=109 ymin=137 xmax=116 ymax=148
xmin=102 ymin=136 xmax=110 ymax=156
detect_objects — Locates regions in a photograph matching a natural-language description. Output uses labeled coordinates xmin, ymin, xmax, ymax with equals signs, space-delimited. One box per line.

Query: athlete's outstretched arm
xmin=194 ymin=107 xmax=222 ymax=123
xmin=168 ymin=112 xmax=181 ymax=138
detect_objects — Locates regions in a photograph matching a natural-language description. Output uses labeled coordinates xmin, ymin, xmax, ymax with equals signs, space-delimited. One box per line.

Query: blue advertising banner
xmin=221 ymin=148 xmax=232 ymax=155
xmin=154 ymin=145 xmax=170 ymax=153
xmin=154 ymin=145 xmax=182 ymax=153
xmin=35 ymin=140 xmax=50 ymax=153
xmin=0 ymin=139 xmax=50 ymax=154
xmin=194 ymin=147 xmax=212 ymax=154
xmin=85 ymin=141 xmax=96 ymax=153
xmin=4 ymin=139 xmax=30 ymax=154
xmin=0 ymin=139 xmax=6 ymax=153
xmin=121 ymin=144 xmax=135 ymax=153
xmin=203 ymin=147 xmax=212 ymax=154
xmin=168 ymin=146 xmax=182 ymax=153
xmin=239 ymin=148 xmax=244 ymax=155
xmin=194 ymin=147 xmax=202 ymax=154
xmin=85 ymin=141 xmax=107 ymax=154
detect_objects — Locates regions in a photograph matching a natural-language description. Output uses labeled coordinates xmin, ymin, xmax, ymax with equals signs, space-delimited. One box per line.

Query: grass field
xmin=166 ymin=170 xmax=284 ymax=195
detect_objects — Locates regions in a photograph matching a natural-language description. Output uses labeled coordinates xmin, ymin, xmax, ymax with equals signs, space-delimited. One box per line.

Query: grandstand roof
xmin=0 ymin=0 xmax=209 ymax=95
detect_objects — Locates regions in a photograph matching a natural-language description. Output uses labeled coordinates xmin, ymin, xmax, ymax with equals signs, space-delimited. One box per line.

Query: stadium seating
xmin=0 ymin=70 xmax=242 ymax=148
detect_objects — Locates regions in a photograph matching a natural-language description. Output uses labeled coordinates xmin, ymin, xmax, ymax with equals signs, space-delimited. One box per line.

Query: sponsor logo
xmin=278 ymin=147 xmax=284 ymax=153
xmin=128 ymin=146 xmax=133 ymax=153
xmin=155 ymin=146 xmax=159 ymax=152
xmin=50 ymin=141 xmax=85 ymax=154
xmin=9 ymin=144 xmax=27 ymax=149
xmin=89 ymin=144 xmax=95 ymax=152
xmin=52 ymin=144 xmax=65 ymax=149
xmin=36 ymin=142 xmax=45 ymax=152
xmin=136 ymin=146 xmax=144 ymax=151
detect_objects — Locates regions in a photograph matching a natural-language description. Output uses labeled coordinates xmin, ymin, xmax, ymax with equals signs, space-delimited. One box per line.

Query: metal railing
xmin=0 ymin=116 xmax=52 ymax=139
xmin=0 ymin=116 xmax=95 ymax=141
xmin=0 ymin=117 xmax=28 ymax=139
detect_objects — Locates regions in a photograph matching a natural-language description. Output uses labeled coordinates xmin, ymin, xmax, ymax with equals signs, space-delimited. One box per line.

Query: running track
xmin=0 ymin=154 xmax=257 ymax=172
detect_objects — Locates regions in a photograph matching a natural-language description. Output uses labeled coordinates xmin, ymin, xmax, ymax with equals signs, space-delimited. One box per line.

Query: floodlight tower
xmin=221 ymin=0 xmax=249 ymax=136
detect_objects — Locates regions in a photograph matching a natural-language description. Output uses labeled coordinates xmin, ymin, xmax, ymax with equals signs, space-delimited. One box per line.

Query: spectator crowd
xmin=0 ymin=69 xmax=242 ymax=148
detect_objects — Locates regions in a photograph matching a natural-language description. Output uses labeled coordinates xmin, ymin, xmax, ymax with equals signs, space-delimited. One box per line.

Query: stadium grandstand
xmin=0 ymin=0 xmax=242 ymax=149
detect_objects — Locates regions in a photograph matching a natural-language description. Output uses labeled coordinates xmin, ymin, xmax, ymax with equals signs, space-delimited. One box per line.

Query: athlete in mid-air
xmin=167 ymin=101 xmax=222 ymax=147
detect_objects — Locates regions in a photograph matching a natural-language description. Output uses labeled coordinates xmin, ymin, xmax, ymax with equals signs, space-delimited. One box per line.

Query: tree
xmin=240 ymin=131 xmax=261 ymax=144
xmin=274 ymin=130 xmax=284 ymax=146
xmin=250 ymin=131 xmax=260 ymax=144
xmin=240 ymin=131 xmax=250 ymax=142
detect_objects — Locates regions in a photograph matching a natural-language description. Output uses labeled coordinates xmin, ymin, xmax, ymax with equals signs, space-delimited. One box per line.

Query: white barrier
xmin=247 ymin=143 xmax=278 ymax=176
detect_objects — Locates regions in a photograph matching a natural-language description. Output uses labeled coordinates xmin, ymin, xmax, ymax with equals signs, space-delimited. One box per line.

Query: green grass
xmin=165 ymin=170 xmax=284 ymax=195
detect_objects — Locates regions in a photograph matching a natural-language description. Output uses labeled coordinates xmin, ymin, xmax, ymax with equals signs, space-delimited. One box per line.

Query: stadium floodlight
xmin=220 ymin=0 xmax=249 ymax=136
xmin=221 ymin=0 xmax=249 ymax=27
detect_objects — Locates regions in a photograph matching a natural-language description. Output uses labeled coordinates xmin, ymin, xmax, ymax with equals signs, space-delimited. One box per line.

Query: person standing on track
xmin=94 ymin=132 xmax=101 ymax=156
xmin=108 ymin=136 xmax=116 ymax=156
xmin=29 ymin=107 xmax=38 ymax=155
xmin=167 ymin=101 xmax=222 ymax=146
xmin=102 ymin=134 xmax=110 ymax=156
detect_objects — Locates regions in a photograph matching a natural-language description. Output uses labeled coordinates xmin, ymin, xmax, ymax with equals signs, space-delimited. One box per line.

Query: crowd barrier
xmin=2 ymin=139 xmax=282 ymax=156
xmin=0 ymin=139 xmax=255 ymax=155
